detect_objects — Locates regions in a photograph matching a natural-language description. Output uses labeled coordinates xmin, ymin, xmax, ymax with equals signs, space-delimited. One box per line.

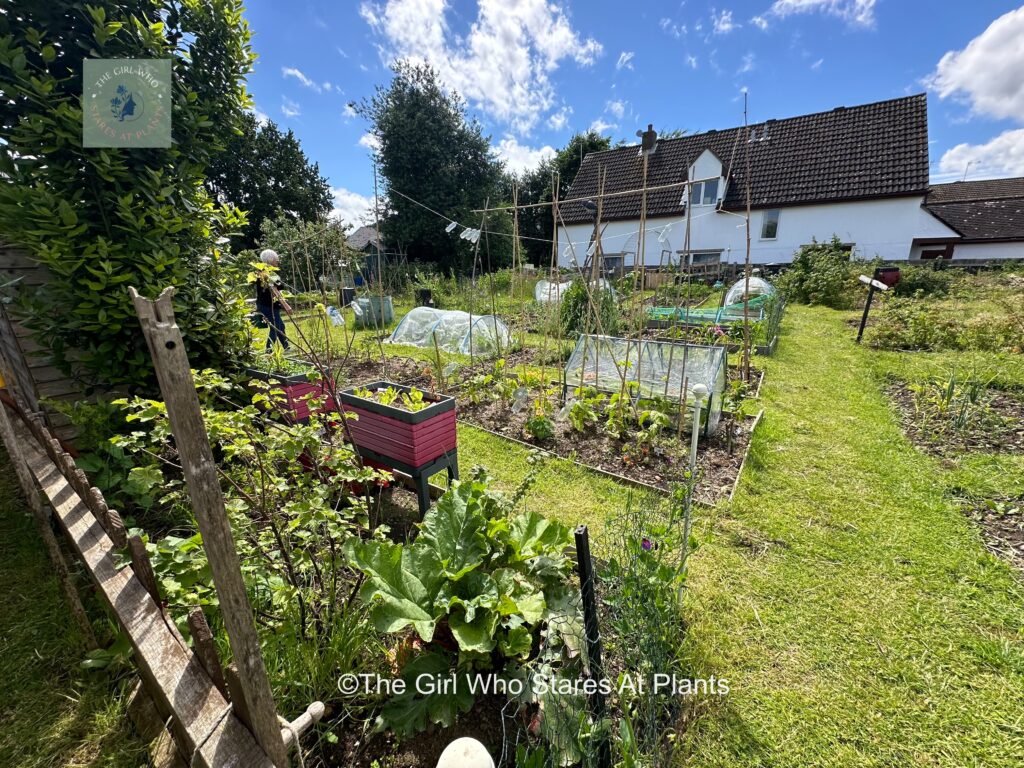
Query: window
xmin=688 ymin=178 xmax=720 ymax=206
xmin=760 ymin=209 xmax=780 ymax=239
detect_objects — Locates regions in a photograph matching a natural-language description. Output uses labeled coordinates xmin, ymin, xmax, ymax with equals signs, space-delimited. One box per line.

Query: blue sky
xmin=241 ymin=1 xmax=1024 ymax=226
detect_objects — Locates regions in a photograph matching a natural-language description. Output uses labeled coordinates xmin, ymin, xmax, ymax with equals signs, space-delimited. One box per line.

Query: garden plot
xmin=886 ymin=377 xmax=1024 ymax=456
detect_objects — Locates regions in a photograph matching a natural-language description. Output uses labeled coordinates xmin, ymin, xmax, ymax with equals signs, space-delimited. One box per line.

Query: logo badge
xmin=83 ymin=59 xmax=171 ymax=148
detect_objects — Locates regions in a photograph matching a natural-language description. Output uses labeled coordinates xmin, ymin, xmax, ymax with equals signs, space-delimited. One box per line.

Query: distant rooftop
xmin=561 ymin=94 xmax=930 ymax=225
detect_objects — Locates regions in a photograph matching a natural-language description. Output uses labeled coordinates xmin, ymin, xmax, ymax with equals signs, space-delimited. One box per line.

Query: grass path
xmin=0 ymin=446 xmax=147 ymax=768
xmin=682 ymin=305 xmax=1024 ymax=767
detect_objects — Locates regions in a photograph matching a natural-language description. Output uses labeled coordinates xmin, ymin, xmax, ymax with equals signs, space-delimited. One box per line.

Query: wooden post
xmin=129 ymin=287 xmax=289 ymax=767
xmin=187 ymin=607 xmax=229 ymax=699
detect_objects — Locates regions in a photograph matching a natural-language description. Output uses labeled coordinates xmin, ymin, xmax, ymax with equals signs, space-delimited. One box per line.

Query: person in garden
xmin=256 ymin=248 xmax=291 ymax=349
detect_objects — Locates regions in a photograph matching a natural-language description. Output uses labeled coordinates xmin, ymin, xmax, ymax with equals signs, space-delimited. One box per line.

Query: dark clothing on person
xmin=256 ymin=274 xmax=288 ymax=349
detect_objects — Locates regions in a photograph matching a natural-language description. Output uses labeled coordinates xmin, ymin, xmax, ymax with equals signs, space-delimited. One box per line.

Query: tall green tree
xmin=357 ymin=61 xmax=510 ymax=274
xmin=206 ymin=112 xmax=332 ymax=250
xmin=515 ymin=131 xmax=612 ymax=267
xmin=0 ymin=0 xmax=255 ymax=392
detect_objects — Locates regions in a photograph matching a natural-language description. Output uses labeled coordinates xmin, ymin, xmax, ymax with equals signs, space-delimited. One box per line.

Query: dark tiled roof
xmin=927 ymin=177 xmax=1024 ymax=203
xmin=561 ymin=94 xmax=930 ymax=224
xmin=345 ymin=225 xmax=379 ymax=251
xmin=925 ymin=199 xmax=1024 ymax=240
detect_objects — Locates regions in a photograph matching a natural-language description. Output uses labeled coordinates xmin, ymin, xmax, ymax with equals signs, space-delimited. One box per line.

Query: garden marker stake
xmin=855 ymin=274 xmax=891 ymax=343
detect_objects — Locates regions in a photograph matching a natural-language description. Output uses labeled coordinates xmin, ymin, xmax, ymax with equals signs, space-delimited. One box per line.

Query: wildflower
xmin=641 ymin=537 xmax=653 ymax=551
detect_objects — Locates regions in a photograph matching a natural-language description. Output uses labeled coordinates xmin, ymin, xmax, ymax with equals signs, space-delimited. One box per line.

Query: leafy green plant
xmin=352 ymin=385 xmax=431 ymax=412
xmin=345 ymin=470 xmax=576 ymax=736
xmin=524 ymin=391 xmax=557 ymax=442
xmin=566 ymin=387 xmax=606 ymax=432
xmin=560 ymin=280 xmax=619 ymax=338
xmin=0 ymin=1 xmax=255 ymax=391
xmin=110 ymin=369 xmax=388 ymax=713
xmin=775 ymin=236 xmax=858 ymax=309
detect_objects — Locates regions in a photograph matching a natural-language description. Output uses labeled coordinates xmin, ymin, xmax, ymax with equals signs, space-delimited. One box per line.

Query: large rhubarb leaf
xmin=345 ymin=540 xmax=443 ymax=641
xmin=377 ymin=651 xmax=474 ymax=737
xmin=417 ymin=480 xmax=489 ymax=580
xmin=507 ymin=510 xmax=571 ymax=563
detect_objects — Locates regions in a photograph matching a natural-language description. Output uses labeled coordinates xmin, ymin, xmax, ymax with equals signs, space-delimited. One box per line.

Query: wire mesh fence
xmin=495 ymin=482 xmax=698 ymax=767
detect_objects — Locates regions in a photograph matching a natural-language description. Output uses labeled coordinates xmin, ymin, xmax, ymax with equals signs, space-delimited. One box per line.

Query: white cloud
xmin=282 ymin=66 xmax=323 ymax=93
xmin=616 ymin=51 xmax=635 ymax=70
xmin=590 ymin=118 xmax=617 ymax=134
xmin=493 ymin=136 xmax=556 ymax=175
xmin=738 ymin=52 xmax=756 ymax=74
xmin=768 ymin=0 xmax=877 ymax=28
xmin=686 ymin=55 xmax=698 ymax=69
xmin=358 ymin=132 xmax=381 ymax=151
xmin=342 ymin=103 xmax=358 ymax=121
xmin=925 ymin=7 xmax=1024 ymax=123
xmin=811 ymin=57 xmax=824 ymax=70
xmin=659 ymin=18 xmax=686 ymax=38
xmin=712 ymin=8 xmax=739 ymax=35
xmin=249 ymin=106 xmax=270 ymax=126
xmin=606 ymin=99 xmax=626 ymax=119
xmin=938 ymin=129 xmax=1024 ymax=181
xmin=751 ymin=14 xmax=769 ymax=30
xmin=547 ymin=106 xmax=573 ymax=130
xmin=281 ymin=97 xmax=301 ymax=118
xmin=361 ymin=0 xmax=602 ymax=134
xmin=330 ymin=187 xmax=374 ymax=228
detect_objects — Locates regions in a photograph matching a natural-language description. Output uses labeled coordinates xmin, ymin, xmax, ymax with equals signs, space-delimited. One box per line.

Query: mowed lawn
xmin=681 ymin=304 xmax=1024 ymax=767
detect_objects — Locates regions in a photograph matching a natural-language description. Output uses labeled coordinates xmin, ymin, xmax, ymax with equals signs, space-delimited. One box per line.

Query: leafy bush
xmin=345 ymin=470 xmax=576 ymax=735
xmin=775 ymin=236 xmax=858 ymax=309
xmin=869 ymin=295 xmax=1023 ymax=354
xmin=560 ymin=280 xmax=619 ymax=338
xmin=891 ymin=265 xmax=959 ymax=298
xmin=0 ymin=2 xmax=255 ymax=392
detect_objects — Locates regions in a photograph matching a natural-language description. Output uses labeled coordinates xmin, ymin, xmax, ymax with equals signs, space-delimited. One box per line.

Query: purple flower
xmin=641 ymin=537 xmax=653 ymax=551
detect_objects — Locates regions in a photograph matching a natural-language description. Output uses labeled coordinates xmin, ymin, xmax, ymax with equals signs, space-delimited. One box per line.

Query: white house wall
xmin=948 ymin=242 xmax=1024 ymax=260
xmin=557 ymin=196 xmax=961 ymax=267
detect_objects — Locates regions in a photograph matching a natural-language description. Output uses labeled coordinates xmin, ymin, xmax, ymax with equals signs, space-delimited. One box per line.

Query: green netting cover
xmin=389 ymin=306 xmax=511 ymax=356
xmin=564 ymin=334 xmax=726 ymax=435
xmin=647 ymin=296 xmax=768 ymax=324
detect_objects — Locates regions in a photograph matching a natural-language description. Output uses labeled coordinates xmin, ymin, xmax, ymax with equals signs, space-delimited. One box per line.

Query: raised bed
xmin=245 ymin=367 xmax=336 ymax=423
xmin=338 ymin=382 xmax=458 ymax=513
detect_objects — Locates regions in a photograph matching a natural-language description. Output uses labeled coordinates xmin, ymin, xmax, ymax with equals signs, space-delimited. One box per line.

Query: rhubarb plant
xmin=344 ymin=468 xmax=578 ymax=735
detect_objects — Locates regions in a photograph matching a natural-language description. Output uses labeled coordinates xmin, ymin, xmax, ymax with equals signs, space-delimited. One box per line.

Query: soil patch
xmin=964 ymin=497 xmax=1024 ymax=571
xmin=456 ymin=398 xmax=754 ymax=505
xmin=887 ymin=382 xmax=1024 ymax=456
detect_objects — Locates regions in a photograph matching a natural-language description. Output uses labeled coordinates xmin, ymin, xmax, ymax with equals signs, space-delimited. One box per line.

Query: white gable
xmin=689 ymin=149 xmax=722 ymax=182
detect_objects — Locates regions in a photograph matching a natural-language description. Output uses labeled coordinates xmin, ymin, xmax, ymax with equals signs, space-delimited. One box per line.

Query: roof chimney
xmin=640 ymin=123 xmax=658 ymax=154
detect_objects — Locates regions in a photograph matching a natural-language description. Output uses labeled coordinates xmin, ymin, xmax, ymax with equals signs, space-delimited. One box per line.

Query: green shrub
xmin=891 ymin=265 xmax=959 ymax=298
xmin=559 ymin=279 xmax=619 ymax=337
xmin=0 ymin=1 xmax=255 ymax=392
xmin=775 ymin=236 xmax=858 ymax=309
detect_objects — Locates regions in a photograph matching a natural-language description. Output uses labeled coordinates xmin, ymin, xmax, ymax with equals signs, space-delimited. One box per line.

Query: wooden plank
xmin=23 ymin=439 xmax=275 ymax=768
xmin=130 ymin=287 xmax=289 ymax=768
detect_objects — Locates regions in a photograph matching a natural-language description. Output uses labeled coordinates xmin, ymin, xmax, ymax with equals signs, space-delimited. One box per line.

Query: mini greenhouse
xmin=724 ymin=276 xmax=775 ymax=306
xmin=535 ymin=278 xmax=615 ymax=303
xmin=389 ymin=306 xmax=512 ymax=356
xmin=564 ymin=334 xmax=726 ymax=437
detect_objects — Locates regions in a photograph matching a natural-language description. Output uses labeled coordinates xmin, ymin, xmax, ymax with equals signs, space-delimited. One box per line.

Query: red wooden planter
xmin=338 ymin=381 xmax=456 ymax=470
xmin=245 ymin=367 xmax=336 ymax=423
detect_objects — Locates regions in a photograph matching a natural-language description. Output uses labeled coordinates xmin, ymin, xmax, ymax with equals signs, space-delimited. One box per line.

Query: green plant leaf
xmin=417 ymin=480 xmax=489 ymax=581
xmin=346 ymin=540 xmax=443 ymax=641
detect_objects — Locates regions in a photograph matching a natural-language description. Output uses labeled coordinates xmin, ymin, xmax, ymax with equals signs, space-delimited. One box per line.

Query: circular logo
xmin=109 ymin=83 xmax=144 ymax=123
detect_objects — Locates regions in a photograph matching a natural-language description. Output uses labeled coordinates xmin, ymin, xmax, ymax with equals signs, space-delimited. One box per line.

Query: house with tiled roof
xmin=917 ymin=178 xmax=1024 ymax=260
xmin=556 ymin=94 xmax=1023 ymax=269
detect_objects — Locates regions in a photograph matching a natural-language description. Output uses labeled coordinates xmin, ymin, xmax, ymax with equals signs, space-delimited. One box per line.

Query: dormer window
xmin=689 ymin=178 xmax=720 ymax=206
